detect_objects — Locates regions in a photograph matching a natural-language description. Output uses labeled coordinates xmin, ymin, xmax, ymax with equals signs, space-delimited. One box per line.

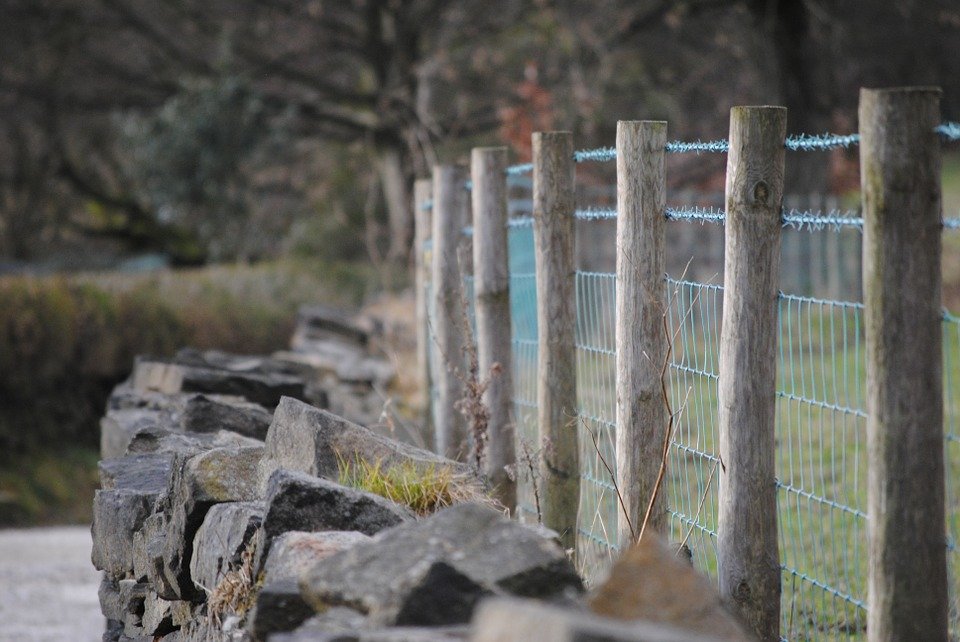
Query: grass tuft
xmin=336 ymin=452 xmax=496 ymax=516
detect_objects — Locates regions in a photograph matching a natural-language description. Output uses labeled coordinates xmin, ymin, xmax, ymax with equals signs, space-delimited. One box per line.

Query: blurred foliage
xmin=121 ymin=75 xmax=305 ymax=262
xmin=0 ymin=259 xmax=377 ymax=456
xmin=7 ymin=1 xmax=957 ymax=264
xmin=0 ymin=447 xmax=100 ymax=527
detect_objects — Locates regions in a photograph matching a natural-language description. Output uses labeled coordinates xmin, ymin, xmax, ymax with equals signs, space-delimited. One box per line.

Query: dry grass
xmin=336 ymin=453 xmax=498 ymax=516
xmin=207 ymin=539 xmax=259 ymax=627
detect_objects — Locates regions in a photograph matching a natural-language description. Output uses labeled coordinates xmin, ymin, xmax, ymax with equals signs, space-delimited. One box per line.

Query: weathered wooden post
xmin=860 ymin=87 xmax=948 ymax=642
xmin=615 ymin=121 xmax=668 ymax=544
xmin=471 ymin=146 xmax=517 ymax=510
xmin=717 ymin=106 xmax=785 ymax=641
xmin=431 ymin=165 xmax=469 ymax=460
xmin=533 ymin=132 xmax=579 ymax=550
xmin=414 ymin=177 xmax=434 ymax=435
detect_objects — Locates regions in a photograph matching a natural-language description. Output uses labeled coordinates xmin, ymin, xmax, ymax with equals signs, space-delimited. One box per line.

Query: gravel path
xmin=0 ymin=526 xmax=103 ymax=642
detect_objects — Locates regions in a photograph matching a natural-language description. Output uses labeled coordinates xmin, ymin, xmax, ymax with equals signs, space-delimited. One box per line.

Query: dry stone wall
xmin=91 ymin=305 xmax=751 ymax=642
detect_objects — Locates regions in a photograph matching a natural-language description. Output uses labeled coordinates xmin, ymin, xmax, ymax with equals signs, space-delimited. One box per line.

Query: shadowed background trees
xmin=1 ymin=0 xmax=959 ymax=267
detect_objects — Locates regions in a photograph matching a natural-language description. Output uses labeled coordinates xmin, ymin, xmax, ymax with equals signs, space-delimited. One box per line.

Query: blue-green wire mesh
xmin=574 ymin=270 xmax=620 ymax=581
xmin=506 ymin=222 xmax=540 ymax=522
xmin=665 ymin=276 xmax=723 ymax=579
xmin=440 ymin=191 xmax=959 ymax=639
xmin=775 ymin=289 xmax=868 ymax=640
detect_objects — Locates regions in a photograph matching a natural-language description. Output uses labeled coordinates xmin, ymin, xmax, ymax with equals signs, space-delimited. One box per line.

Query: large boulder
xmin=588 ymin=536 xmax=752 ymax=641
xmin=259 ymin=470 xmax=412 ymax=562
xmin=471 ymin=598 xmax=726 ymax=642
xmin=299 ymin=503 xmax=581 ymax=626
xmin=257 ymin=397 xmax=473 ymax=493
xmin=190 ymin=502 xmax=264 ymax=595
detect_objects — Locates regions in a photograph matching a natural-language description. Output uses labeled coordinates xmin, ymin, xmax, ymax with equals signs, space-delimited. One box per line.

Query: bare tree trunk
xmin=377 ymin=146 xmax=413 ymax=263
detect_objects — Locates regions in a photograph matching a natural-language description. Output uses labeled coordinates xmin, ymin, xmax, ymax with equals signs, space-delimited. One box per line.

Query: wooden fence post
xmin=860 ymin=87 xmax=947 ymax=642
xmin=414 ymin=177 xmax=434 ymax=437
xmin=615 ymin=121 xmax=668 ymax=544
xmin=431 ymin=165 xmax=469 ymax=460
xmin=533 ymin=132 xmax=579 ymax=550
xmin=717 ymin=106 xmax=785 ymax=641
xmin=471 ymin=146 xmax=517 ymax=510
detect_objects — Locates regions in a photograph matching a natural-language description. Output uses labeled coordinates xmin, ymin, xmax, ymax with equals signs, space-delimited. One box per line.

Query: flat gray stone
xmin=190 ymin=501 xmax=264 ymax=594
xmin=471 ymin=598 xmax=728 ymax=642
xmin=182 ymin=394 xmax=273 ymax=439
xmin=99 ymin=453 xmax=175 ymax=493
xmin=91 ymin=489 xmax=157 ymax=579
xmin=260 ymin=470 xmax=411 ymax=562
xmin=132 ymin=358 xmax=306 ymax=408
xmin=263 ymin=531 xmax=371 ymax=584
xmin=257 ymin=397 xmax=472 ymax=494
xmin=299 ymin=503 xmax=581 ymax=626
xmin=125 ymin=426 xmax=263 ymax=457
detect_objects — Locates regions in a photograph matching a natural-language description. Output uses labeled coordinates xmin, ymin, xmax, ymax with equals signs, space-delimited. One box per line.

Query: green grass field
xmin=507 ymin=262 xmax=960 ymax=641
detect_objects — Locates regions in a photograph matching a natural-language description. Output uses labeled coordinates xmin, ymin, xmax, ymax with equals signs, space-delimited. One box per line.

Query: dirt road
xmin=0 ymin=526 xmax=103 ymax=642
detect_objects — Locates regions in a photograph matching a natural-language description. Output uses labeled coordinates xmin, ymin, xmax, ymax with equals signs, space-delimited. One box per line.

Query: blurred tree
xmin=1 ymin=0 xmax=959 ymax=264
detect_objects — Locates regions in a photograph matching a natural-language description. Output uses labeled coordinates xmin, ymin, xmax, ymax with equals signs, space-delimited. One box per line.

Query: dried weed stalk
xmin=207 ymin=539 xmax=258 ymax=628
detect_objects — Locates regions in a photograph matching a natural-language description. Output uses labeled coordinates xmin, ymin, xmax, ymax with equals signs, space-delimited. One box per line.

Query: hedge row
xmin=0 ymin=260 xmax=372 ymax=455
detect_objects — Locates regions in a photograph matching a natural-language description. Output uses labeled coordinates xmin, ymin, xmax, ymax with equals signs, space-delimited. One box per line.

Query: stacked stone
xmin=94 ymin=372 xmax=588 ymax=641
xmin=91 ymin=306 xmax=752 ymax=642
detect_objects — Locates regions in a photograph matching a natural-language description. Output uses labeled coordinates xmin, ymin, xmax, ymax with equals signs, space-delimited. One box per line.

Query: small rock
xmin=257 ymin=397 xmax=472 ymax=493
xmin=100 ymin=408 xmax=169 ymax=459
xmin=588 ymin=535 xmax=752 ymax=641
xmin=294 ymin=304 xmax=371 ymax=349
xmin=99 ymin=453 xmax=175 ymax=493
xmin=190 ymin=501 xmax=264 ymax=594
xmin=260 ymin=470 xmax=412 ymax=561
xmin=98 ymin=577 xmax=147 ymax=623
xmin=132 ymin=512 xmax=165 ymax=585
xmin=140 ymin=590 xmax=184 ymax=637
xmin=132 ymin=358 xmax=306 ymax=408
xmin=182 ymin=394 xmax=274 ymax=440
xmin=471 ymin=597 xmax=726 ymax=642
xmin=126 ymin=426 xmax=263 ymax=457
xmin=246 ymin=579 xmax=316 ymax=641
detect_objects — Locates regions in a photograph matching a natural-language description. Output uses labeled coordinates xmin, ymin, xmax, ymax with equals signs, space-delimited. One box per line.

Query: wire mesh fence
xmin=420 ymin=121 xmax=960 ymax=640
